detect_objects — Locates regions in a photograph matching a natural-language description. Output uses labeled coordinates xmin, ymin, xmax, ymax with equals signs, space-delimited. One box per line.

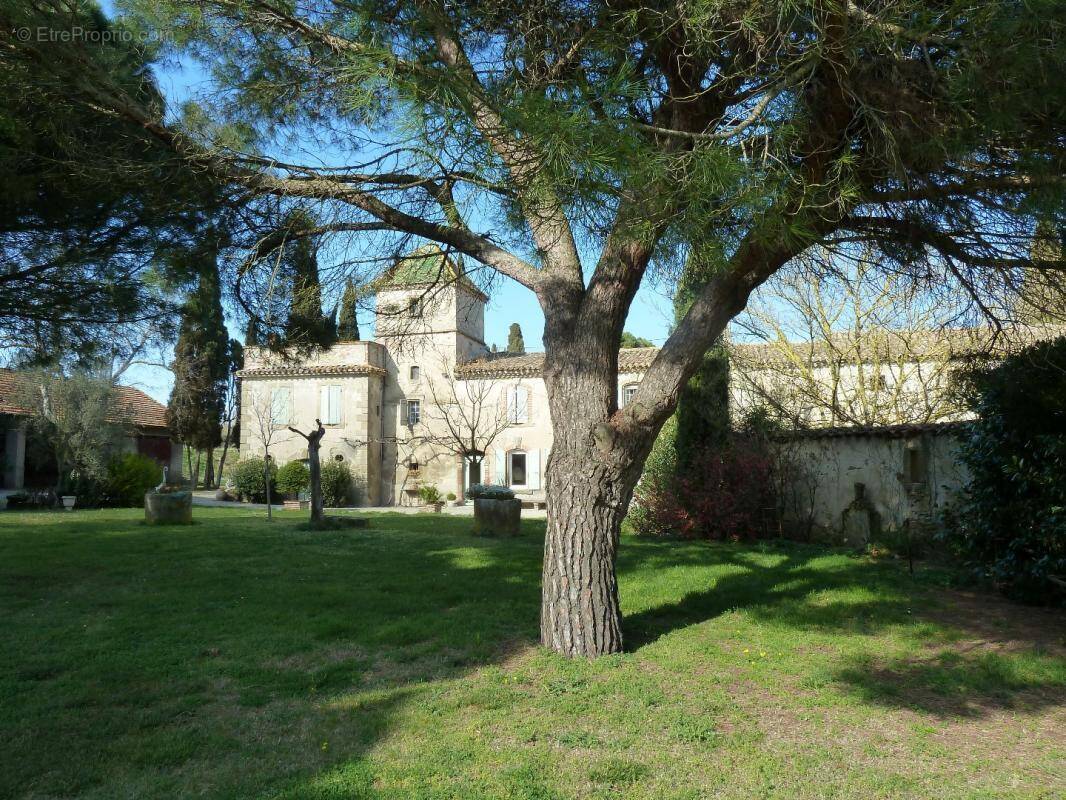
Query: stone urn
xmin=145 ymin=489 xmax=193 ymax=525
xmin=472 ymin=497 xmax=521 ymax=536
xmin=61 ymin=495 xmax=76 ymax=511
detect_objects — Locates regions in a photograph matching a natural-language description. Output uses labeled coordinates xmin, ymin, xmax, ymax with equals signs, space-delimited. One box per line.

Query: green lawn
xmin=1 ymin=508 xmax=1063 ymax=799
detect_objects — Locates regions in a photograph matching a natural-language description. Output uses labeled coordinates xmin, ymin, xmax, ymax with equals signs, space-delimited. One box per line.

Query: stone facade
xmin=237 ymin=247 xmax=657 ymax=506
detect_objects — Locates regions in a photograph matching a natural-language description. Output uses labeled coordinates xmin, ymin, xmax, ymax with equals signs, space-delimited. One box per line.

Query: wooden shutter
xmin=494 ymin=451 xmax=506 ymax=485
xmin=329 ymin=386 xmax=342 ymax=424
xmin=527 ymin=449 xmax=541 ymax=490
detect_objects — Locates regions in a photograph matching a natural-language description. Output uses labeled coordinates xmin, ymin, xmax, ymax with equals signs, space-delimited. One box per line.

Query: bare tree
xmin=246 ymin=387 xmax=290 ymax=520
xmin=733 ymin=254 xmax=971 ymax=427
xmin=422 ymin=358 xmax=511 ymax=497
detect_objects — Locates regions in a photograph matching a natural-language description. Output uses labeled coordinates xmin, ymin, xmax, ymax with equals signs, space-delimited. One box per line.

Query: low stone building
xmin=0 ymin=369 xmax=183 ymax=491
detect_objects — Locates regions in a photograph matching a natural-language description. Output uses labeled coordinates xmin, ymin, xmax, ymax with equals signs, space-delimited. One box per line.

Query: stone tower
xmin=375 ymin=245 xmax=489 ymax=503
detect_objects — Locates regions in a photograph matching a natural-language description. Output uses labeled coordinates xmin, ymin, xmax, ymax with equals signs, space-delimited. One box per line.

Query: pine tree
xmin=506 ymin=322 xmax=525 ymax=354
xmin=337 ymin=279 xmax=360 ymax=341
xmin=244 ymin=317 xmax=260 ymax=346
xmin=166 ymin=234 xmax=230 ymax=488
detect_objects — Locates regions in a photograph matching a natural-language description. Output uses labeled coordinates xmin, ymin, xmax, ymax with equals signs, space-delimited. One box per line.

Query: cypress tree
xmin=507 ymin=322 xmax=525 ymax=354
xmin=337 ymin=279 xmax=360 ymax=341
xmin=166 ymin=234 xmax=230 ymax=488
xmin=281 ymin=209 xmax=335 ymax=349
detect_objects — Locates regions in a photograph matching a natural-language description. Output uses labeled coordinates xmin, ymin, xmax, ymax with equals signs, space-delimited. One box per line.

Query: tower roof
xmin=376 ymin=244 xmax=487 ymax=300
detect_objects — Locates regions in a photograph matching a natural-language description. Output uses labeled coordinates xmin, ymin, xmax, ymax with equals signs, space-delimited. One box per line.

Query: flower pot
xmin=427 ymin=502 xmax=444 ymax=513
xmin=472 ymin=498 xmax=521 ymax=536
xmin=61 ymin=495 xmax=76 ymax=511
xmin=144 ymin=490 xmax=193 ymax=525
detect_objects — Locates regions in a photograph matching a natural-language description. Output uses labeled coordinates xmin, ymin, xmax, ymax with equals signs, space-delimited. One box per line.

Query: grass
xmin=1 ymin=508 xmax=1063 ymax=800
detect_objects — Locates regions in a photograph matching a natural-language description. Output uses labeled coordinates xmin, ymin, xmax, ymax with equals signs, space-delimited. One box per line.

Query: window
xmin=334 ymin=454 xmax=345 ymax=462
xmin=408 ymin=298 xmax=421 ymax=317
xmin=410 ymin=365 xmax=420 ymax=381
xmin=406 ymin=399 xmax=421 ymax=426
xmin=509 ymin=451 xmax=527 ymax=486
xmin=270 ymin=387 xmax=292 ymax=425
xmin=507 ymin=385 xmax=529 ymax=424
xmin=621 ymin=383 xmax=638 ymax=408
xmin=320 ymin=385 xmax=342 ymax=425
xmin=408 ymin=459 xmax=420 ymax=472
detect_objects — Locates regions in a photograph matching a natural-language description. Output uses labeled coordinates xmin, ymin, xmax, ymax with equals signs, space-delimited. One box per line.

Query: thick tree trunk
xmin=539 ymin=335 xmax=649 ymax=657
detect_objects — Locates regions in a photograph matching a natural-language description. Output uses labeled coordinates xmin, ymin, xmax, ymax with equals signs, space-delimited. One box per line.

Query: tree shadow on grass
xmin=832 ymin=649 xmax=1066 ymax=717
xmin=620 ymin=541 xmax=907 ymax=650
xmin=0 ymin=509 xmax=546 ymax=798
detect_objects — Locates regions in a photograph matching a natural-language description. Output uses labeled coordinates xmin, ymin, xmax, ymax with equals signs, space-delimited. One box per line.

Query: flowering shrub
xmin=631 ymin=436 xmax=777 ymax=540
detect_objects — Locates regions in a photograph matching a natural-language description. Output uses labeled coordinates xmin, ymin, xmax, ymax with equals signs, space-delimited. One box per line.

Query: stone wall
xmin=775 ymin=423 xmax=969 ymax=545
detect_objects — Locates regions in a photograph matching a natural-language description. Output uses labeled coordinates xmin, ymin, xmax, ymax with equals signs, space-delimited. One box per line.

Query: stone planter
xmin=61 ymin=495 xmax=76 ymax=511
xmin=424 ymin=502 xmax=444 ymax=514
xmin=473 ymin=498 xmax=521 ymax=536
xmin=145 ymin=490 xmax=193 ymax=525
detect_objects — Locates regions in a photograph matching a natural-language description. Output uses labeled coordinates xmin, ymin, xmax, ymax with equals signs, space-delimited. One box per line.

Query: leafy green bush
xmin=446 ymin=492 xmax=457 ymax=501
xmin=940 ymin=336 xmax=1066 ymax=604
xmin=275 ymin=460 xmax=310 ymax=495
xmin=320 ymin=461 xmax=353 ymax=507
xmin=106 ymin=453 xmax=162 ymax=507
xmin=418 ymin=484 xmax=442 ymax=504
xmin=467 ymin=483 xmax=515 ymax=500
xmin=229 ymin=458 xmax=277 ymax=503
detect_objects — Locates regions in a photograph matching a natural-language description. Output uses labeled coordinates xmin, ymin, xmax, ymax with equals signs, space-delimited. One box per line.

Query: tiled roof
xmin=0 ymin=369 xmax=170 ymax=430
xmin=776 ymin=421 xmax=970 ymax=440
xmin=730 ymin=324 xmax=1066 ymax=368
xmin=237 ymin=364 xmax=387 ymax=378
xmin=456 ymin=347 xmax=661 ymax=379
xmin=375 ymin=244 xmax=488 ymax=300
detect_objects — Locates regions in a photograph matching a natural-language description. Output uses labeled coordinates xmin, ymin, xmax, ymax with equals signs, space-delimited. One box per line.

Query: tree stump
xmin=473 ymin=498 xmax=521 ymax=536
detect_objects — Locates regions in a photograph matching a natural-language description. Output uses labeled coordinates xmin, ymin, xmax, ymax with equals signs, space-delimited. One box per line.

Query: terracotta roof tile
xmin=456 ymin=347 xmax=661 ymax=379
xmin=237 ymin=364 xmax=387 ymax=378
xmin=0 ymin=369 xmax=170 ymax=430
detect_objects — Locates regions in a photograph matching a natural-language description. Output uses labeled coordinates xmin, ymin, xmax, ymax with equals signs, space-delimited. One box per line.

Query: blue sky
xmin=109 ymin=7 xmax=679 ymax=401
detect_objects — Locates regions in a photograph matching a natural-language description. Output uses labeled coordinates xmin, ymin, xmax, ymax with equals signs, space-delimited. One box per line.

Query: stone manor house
xmin=238 ymin=246 xmax=656 ymax=506
xmin=238 ymin=245 xmax=1063 ymax=508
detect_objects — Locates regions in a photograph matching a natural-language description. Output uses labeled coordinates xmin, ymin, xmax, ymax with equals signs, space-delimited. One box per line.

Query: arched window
xmin=410 ymin=365 xmax=420 ymax=381
xmin=621 ymin=383 xmax=638 ymax=408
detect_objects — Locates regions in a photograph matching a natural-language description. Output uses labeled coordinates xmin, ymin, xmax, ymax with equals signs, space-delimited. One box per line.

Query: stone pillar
xmin=4 ymin=427 xmax=26 ymax=489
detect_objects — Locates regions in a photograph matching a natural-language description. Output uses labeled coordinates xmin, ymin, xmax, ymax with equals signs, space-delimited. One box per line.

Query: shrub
xmin=940 ymin=336 xmax=1066 ymax=604
xmin=418 ymin=484 xmax=442 ymax=504
xmin=446 ymin=492 xmax=457 ymax=501
xmin=630 ymin=435 xmax=776 ymax=540
xmin=106 ymin=453 xmax=163 ymax=507
xmin=467 ymin=484 xmax=515 ymax=500
xmin=230 ymin=458 xmax=277 ymax=503
xmin=275 ymin=460 xmax=310 ymax=495
xmin=320 ymin=461 xmax=353 ymax=507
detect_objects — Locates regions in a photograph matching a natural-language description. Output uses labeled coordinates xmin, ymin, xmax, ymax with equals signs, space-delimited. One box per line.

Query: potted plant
xmin=446 ymin=491 xmax=462 ymax=507
xmin=468 ymin=484 xmax=521 ymax=536
xmin=418 ymin=484 xmax=444 ymax=512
